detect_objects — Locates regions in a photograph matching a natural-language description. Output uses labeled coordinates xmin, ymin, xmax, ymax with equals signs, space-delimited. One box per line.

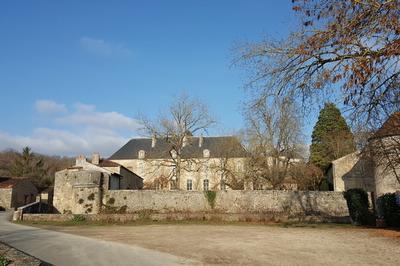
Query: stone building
xmin=53 ymin=155 xmax=143 ymax=214
xmin=328 ymin=152 xmax=375 ymax=192
xmin=0 ymin=177 xmax=38 ymax=210
xmin=330 ymin=112 xmax=400 ymax=196
xmin=75 ymin=154 xmax=143 ymax=190
xmin=109 ymin=136 xmax=248 ymax=191
xmin=369 ymin=112 xmax=400 ymax=196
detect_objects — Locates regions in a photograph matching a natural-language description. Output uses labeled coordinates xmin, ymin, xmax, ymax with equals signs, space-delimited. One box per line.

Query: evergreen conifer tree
xmin=310 ymin=103 xmax=355 ymax=172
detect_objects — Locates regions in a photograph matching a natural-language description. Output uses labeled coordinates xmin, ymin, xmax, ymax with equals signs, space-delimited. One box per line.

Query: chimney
xmin=92 ymin=153 xmax=100 ymax=165
xmin=75 ymin=155 xmax=86 ymax=166
xmin=199 ymin=135 xmax=204 ymax=147
xmin=183 ymin=135 xmax=188 ymax=147
xmin=151 ymin=135 xmax=157 ymax=148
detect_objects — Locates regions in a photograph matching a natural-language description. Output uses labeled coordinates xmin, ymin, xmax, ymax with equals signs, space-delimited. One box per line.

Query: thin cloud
xmin=79 ymin=37 xmax=133 ymax=57
xmin=35 ymin=100 xmax=67 ymax=114
xmin=0 ymin=128 xmax=128 ymax=157
xmin=56 ymin=103 xmax=140 ymax=131
xmin=0 ymin=100 xmax=140 ymax=156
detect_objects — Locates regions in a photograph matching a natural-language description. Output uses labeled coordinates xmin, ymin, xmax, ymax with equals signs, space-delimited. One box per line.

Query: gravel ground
xmin=0 ymin=241 xmax=42 ymax=266
xmin=33 ymin=223 xmax=400 ymax=265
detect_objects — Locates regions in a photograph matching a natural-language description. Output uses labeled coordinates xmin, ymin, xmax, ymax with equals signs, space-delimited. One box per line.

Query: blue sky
xmin=0 ymin=0 xmax=315 ymax=156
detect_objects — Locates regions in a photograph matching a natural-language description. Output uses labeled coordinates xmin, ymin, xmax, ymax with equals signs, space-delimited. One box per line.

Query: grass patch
xmin=0 ymin=255 xmax=10 ymax=266
xmin=279 ymin=222 xmax=355 ymax=229
xmin=17 ymin=218 xmax=355 ymax=229
xmin=71 ymin=214 xmax=86 ymax=223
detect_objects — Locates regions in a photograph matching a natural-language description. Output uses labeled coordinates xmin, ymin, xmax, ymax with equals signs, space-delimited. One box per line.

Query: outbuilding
xmin=0 ymin=177 xmax=38 ymax=210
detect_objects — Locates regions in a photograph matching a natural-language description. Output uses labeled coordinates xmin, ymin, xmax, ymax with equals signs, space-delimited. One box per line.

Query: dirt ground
xmin=34 ymin=223 xmax=400 ymax=265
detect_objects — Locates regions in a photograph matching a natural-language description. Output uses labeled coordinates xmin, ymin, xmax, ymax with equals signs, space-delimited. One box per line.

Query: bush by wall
xmin=71 ymin=214 xmax=86 ymax=223
xmin=378 ymin=193 xmax=400 ymax=228
xmin=344 ymin=189 xmax=370 ymax=225
xmin=204 ymin=191 xmax=217 ymax=209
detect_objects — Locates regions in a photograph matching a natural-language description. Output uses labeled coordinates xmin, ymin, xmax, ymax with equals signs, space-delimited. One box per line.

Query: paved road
xmin=0 ymin=212 xmax=198 ymax=266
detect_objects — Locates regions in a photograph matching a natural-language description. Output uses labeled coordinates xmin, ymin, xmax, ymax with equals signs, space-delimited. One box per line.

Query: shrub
xmin=205 ymin=191 xmax=217 ymax=209
xmin=344 ymin=189 xmax=370 ymax=225
xmin=378 ymin=193 xmax=400 ymax=228
xmin=319 ymin=178 xmax=331 ymax=191
xmin=0 ymin=255 xmax=10 ymax=266
xmin=71 ymin=214 xmax=86 ymax=223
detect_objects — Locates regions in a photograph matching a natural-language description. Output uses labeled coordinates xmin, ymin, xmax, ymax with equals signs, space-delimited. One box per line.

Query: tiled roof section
xmin=0 ymin=177 xmax=28 ymax=189
xmin=98 ymin=160 xmax=120 ymax=167
xmin=371 ymin=112 xmax=400 ymax=139
xmin=109 ymin=136 xmax=248 ymax=160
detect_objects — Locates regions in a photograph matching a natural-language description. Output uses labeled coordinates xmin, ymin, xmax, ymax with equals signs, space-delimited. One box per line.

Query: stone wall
xmin=53 ymin=169 xmax=103 ymax=214
xmin=101 ymin=190 xmax=349 ymax=222
xmin=373 ymin=136 xmax=400 ymax=196
xmin=53 ymin=168 xmax=351 ymax=222
xmin=0 ymin=188 xmax=12 ymax=209
xmin=375 ymin=163 xmax=400 ymax=196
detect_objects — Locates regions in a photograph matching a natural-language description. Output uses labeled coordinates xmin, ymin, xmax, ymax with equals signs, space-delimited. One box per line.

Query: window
xmin=203 ymin=179 xmax=209 ymax=191
xmin=235 ymin=162 xmax=243 ymax=172
xmin=187 ymin=179 xmax=193 ymax=191
xmin=138 ymin=150 xmax=146 ymax=159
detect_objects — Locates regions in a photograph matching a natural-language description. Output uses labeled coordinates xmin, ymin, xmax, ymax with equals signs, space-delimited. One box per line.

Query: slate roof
xmin=109 ymin=136 xmax=248 ymax=160
xmin=370 ymin=112 xmax=400 ymax=139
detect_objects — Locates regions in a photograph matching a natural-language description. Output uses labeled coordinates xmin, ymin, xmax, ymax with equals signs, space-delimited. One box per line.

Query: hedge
xmin=377 ymin=193 xmax=400 ymax=228
xmin=343 ymin=188 xmax=370 ymax=225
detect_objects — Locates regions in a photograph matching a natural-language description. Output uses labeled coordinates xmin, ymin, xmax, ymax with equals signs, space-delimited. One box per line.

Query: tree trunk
xmin=175 ymin=156 xmax=181 ymax=190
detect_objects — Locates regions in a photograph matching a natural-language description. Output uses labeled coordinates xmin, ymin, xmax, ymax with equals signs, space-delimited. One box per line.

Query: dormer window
xmin=138 ymin=150 xmax=146 ymax=159
xmin=203 ymin=149 xmax=210 ymax=158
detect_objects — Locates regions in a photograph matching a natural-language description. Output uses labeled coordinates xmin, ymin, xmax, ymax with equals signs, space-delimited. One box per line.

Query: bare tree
xmin=235 ymin=0 xmax=400 ymax=186
xmin=322 ymin=130 xmax=356 ymax=160
xmin=209 ymin=136 xmax=247 ymax=190
xmin=139 ymin=94 xmax=216 ymax=189
xmin=235 ymin=0 xmax=400 ymax=125
xmin=245 ymin=96 xmax=305 ymax=189
xmin=289 ymin=162 xmax=324 ymax=191
xmin=143 ymin=174 xmax=170 ymax=190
